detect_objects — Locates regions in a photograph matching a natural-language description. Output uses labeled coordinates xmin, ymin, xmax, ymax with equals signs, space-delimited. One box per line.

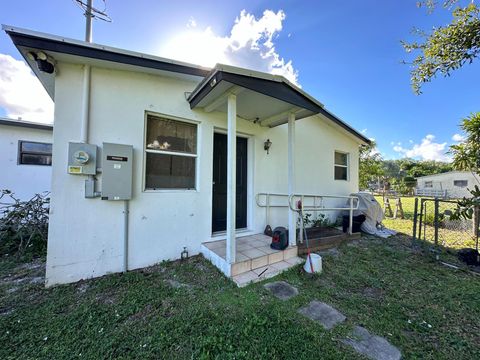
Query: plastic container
xmin=303 ymin=253 xmax=322 ymax=273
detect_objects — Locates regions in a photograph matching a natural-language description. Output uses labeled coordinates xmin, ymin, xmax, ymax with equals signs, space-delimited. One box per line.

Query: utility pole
xmin=85 ymin=0 xmax=93 ymax=43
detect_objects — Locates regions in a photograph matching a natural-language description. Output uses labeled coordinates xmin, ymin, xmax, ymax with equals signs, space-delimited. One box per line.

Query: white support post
xmin=288 ymin=112 xmax=296 ymax=247
xmin=226 ymin=94 xmax=237 ymax=264
xmin=349 ymin=197 xmax=353 ymax=235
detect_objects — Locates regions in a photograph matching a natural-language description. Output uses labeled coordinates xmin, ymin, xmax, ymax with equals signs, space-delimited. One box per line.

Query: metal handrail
xmin=289 ymin=194 xmax=359 ymax=240
xmin=255 ymin=192 xmax=360 ymax=242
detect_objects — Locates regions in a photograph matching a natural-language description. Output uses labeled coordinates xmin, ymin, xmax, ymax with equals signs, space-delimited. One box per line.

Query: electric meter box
xmin=67 ymin=142 xmax=97 ymax=175
xmin=101 ymin=143 xmax=133 ymax=201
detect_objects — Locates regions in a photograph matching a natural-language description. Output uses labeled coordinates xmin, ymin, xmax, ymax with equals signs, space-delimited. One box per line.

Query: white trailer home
xmin=0 ymin=117 xmax=52 ymax=200
xmin=415 ymin=171 xmax=480 ymax=199
xmin=4 ymin=25 xmax=369 ymax=286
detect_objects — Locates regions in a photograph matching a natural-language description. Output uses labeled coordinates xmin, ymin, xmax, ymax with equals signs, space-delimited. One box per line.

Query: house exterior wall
xmin=0 ymin=123 xmax=52 ymax=200
xmin=416 ymin=171 xmax=479 ymax=199
xmin=46 ymin=63 xmax=360 ymax=286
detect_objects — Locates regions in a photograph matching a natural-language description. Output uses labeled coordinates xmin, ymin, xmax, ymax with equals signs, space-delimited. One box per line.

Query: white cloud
xmin=393 ymin=134 xmax=450 ymax=161
xmin=0 ymin=54 xmax=53 ymax=123
xmin=452 ymin=133 xmax=465 ymax=142
xmin=186 ymin=17 xmax=197 ymax=28
xmin=160 ymin=9 xmax=299 ymax=85
xmin=361 ymin=128 xmax=367 ymax=134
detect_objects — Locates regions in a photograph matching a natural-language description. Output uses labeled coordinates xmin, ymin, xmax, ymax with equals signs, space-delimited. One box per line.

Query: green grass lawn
xmin=1 ymin=235 xmax=479 ymax=359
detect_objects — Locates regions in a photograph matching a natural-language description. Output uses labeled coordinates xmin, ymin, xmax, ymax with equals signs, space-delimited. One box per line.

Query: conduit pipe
xmin=80 ymin=64 xmax=91 ymax=143
xmin=123 ymin=201 xmax=129 ymax=272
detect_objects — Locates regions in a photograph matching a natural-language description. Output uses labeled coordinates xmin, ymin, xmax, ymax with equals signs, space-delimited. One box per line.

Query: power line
xmin=73 ymin=0 xmax=112 ymax=22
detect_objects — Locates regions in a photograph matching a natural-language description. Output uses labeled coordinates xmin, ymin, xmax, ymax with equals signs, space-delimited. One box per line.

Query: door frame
xmin=212 ymin=127 xmax=254 ymax=235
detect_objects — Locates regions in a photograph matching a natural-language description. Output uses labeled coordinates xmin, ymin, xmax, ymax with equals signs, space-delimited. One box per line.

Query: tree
xmin=449 ymin=113 xmax=480 ymax=220
xmin=402 ymin=1 xmax=480 ymax=94
xmin=403 ymin=2 xmax=480 ymax=225
xmin=450 ymin=113 xmax=480 ymax=171
xmin=359 ymin=141 xmax=384 ymax=190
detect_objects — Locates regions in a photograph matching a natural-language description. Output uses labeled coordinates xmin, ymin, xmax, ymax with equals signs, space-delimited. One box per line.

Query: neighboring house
xmin=4 ymin=25 xmax=369 ymax=286
xmin=415 ymin=171 xmax=479 ymax=199
xmin=0 ymin=117 xmax=53 ymax=200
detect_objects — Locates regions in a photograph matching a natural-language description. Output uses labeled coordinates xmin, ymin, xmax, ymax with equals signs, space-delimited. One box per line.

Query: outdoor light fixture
xmin=27 ymin=51 xmax=56 ymax=74
xmin=264 ymin=139 xmax=272 ymax=154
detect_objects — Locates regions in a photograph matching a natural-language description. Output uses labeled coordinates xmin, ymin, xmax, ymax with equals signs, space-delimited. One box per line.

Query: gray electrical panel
xmin=101 ymin=143 xmax=133 ymax=201
xmin=67 ymin=142 xmax=97 ymax=175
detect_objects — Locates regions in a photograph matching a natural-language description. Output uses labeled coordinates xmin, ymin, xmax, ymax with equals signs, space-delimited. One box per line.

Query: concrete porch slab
xmin=202 ymin=234 xmax=299 ymax=282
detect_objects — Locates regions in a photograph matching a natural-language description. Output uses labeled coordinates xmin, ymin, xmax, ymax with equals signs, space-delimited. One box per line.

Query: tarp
xmin=349 ymin=192 xmax=396 ymax=238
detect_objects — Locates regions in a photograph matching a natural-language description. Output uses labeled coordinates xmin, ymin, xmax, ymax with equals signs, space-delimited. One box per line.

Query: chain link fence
xmin=412 ymin=198 xmax=479 ymax=259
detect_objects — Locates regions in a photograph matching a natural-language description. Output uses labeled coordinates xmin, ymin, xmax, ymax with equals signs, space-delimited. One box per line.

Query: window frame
xmin=334 ymin=150 xmax=349 ymax=181
xmin=424 ymin=181 xmax=433 ymax=188
xmin=17 ymin=140 xmax=52 ymax=166
xmin=143 ymin=112 xmax=200 ymax=192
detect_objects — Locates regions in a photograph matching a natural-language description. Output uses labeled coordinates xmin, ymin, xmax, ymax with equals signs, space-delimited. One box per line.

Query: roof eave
xmin=189 ymin=67 xmax=370 ymax=145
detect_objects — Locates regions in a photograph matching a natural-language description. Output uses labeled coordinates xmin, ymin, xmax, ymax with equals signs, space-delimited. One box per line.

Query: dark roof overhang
xmin=188 ymin=66 xmax=370 ymax=144
xmin=3 ymin=25 xmax=211 ymax=100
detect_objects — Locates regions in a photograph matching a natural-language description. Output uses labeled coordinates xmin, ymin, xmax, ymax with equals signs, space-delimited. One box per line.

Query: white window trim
xmin=142 ymin=111 xmax=200 ymax=193
xmin=334 ymin=150 xmax=349 ymax=181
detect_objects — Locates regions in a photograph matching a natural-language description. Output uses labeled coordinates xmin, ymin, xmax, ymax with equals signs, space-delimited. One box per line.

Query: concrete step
xmin=232 ymin=256 xmax=304 ymax=287
xmin=230 ymin=246 xmax=298 ymax=277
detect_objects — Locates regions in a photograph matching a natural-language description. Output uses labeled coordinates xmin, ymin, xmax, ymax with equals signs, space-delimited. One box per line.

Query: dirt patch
xmin=126 ymin=304 xmax=155 ymax=323
xmin=361 ymin=286 xmax=385 ymax=300
xmin=164 ymin=279 xmax=193 ymax=289
xmin=316 ymin=277 xmax=337 ymax=289
xmin=95 ymin=292 xmax=118 ymax=305
xmin=140 ymin=263 xmax=167 ymax=275
xmin=0 ymin=259 xmax=45 ymax=290
xmin=194 ymin=262 xmax=208 ymax=272
xmin=76 ymin=282 xmax=90 ymax=294
xmin=318 ymin=248 xmax=341 ymax=257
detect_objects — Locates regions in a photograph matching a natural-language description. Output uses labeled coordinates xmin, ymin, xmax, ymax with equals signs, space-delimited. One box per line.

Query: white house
xmin=0 ymin=117 xmax=53 ymax=200
xmin=4 ymin=25 xmax=369 ymax=286
xmin=416 ymin=171 xmax=479 ymax=199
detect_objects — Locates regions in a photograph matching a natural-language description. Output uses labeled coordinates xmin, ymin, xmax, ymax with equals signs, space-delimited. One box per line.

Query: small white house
xmin=5 ymin=25 xmax=369 ymax=286
xmin=0 ymin=117 xmax=53 ymax=200
xmin=416 ymin=171 xmax=480 ymax=199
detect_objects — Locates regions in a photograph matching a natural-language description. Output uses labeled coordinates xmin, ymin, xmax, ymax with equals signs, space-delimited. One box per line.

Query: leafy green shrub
xmin=296 ymin=212 xmax=333 ymax=228
xmin=0 ymin=190 xmax=50 ymax=258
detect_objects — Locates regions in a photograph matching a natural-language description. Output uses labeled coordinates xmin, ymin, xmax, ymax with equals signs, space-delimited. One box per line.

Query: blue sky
xmin=1 ymin=0 xmax=479 ymax=160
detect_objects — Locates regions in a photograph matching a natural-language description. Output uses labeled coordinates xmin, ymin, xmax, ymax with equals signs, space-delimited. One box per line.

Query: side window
xmin=18 ymin=141 xmax=52 ymax=166
xmin=144 ymin=114 xmax=197 ymax=190
xmin=334 ymin=151 xmax=349 ymax=181
xmin=453 ymin=180 xmax=468 ymax=187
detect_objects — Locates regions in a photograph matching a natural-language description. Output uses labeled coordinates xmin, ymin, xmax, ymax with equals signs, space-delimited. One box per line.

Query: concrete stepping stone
xmin=264 ymin=281 xmax=299 ymax=300
xmin=341 ymin=326 xmax=401 ymax=360
xmin=297 ymin=300 xmax=346 ymax=330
